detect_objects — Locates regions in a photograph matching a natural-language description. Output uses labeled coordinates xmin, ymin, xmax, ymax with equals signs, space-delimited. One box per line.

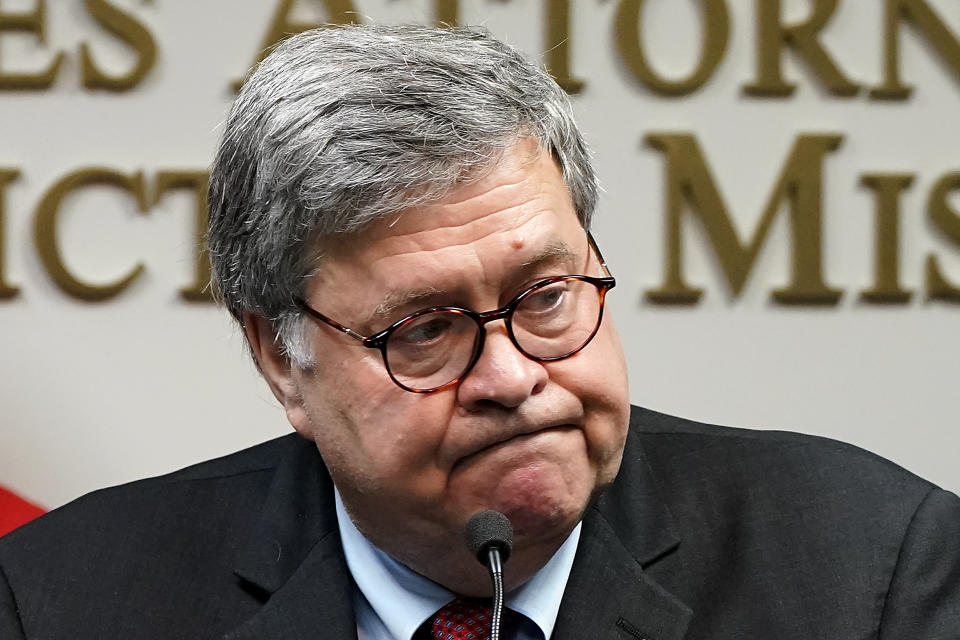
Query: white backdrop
xmin=1 ymin=0 xmax=957 ymax=509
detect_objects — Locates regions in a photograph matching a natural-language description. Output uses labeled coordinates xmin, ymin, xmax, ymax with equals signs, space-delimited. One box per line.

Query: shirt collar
xmin=335 ymin=489 xmax=581 ymax=640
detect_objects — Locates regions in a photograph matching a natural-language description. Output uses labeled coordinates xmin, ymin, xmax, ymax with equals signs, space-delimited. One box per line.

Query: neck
xmin=343 ymin=504 xmax=575 ymax=595
xmin=405 ymin=530 xmax=571 ymax=596
xmin=333 ymin=487 xmax=582 ymax=596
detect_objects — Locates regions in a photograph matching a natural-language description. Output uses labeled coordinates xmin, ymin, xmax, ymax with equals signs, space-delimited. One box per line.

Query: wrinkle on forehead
xmin=366 ymin=209 xmax=542 ymax=269
xmin=368 ymin=187 xmax=549 ymax=254
xmin=364 ymin=229 xmax=580 ymax=327
xmin=316 ymin=139 xmax=571 ymax=265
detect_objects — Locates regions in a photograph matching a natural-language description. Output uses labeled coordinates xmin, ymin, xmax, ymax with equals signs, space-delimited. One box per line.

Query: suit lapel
xmin=222 ymin=532 xmax=356 ymax=639
xmin=553 ymin=409 xmax=692 ymax=640
xmin=222 ymin=436 xmax=357 ymax=639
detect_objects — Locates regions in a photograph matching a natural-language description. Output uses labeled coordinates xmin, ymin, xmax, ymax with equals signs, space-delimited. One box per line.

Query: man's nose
xmin=456 ymin=323 xmax=548 ymax=410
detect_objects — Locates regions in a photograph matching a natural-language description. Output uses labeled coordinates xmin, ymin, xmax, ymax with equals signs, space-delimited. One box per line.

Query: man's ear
xmin=242 ymin=313 xmax=308 ymax=430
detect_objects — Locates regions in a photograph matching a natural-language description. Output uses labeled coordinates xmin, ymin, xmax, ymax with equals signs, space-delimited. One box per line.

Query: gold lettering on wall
xmin=154 ymin=171 xmax=212 ymax=302
xmin=80 ymin=0 xmax=157 ymax=91
xmin=744 ymin=0 xmax=858 ymax=97
xmin=34 ymin=168 xmax=149 ymax=301
xmin=434 ymin=0 xmax=459 ymax=26
xmin=545 ymin=0 xmax=584 ymax=94
xmin=233 ymin=0 xmax=358 ymax=91
xmin=0 ymin=0 xmax=64 ymax=90
xmin=615 ymin=0 xmax=729 ymax=96
xmin=860 ymin=174 xmax=914 ymax=303
xmin=644 ymin=133 xmax=844 ymax=305
xmin=871 ymin=0 xmax=960 ymax=99
xmin=925 ymin=172 xmax=960 ymax=301
xmin=0 ymin=169 xmax=20 ymax=299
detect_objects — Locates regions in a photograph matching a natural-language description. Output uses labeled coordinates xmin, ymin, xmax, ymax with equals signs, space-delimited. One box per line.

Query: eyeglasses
xmin=296 ymin=232 xmax=615 ymax=393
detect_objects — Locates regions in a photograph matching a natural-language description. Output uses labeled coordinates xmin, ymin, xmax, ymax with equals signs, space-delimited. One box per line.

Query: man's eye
xmin=523 ymin=283 xmax=568 ymax=312
xmin=393 ymin=315 xmax=453 ymax=345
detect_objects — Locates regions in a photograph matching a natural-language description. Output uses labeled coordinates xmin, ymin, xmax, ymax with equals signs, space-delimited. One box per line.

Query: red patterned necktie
xmin=425 ymin=598 xmax=493 ymax=640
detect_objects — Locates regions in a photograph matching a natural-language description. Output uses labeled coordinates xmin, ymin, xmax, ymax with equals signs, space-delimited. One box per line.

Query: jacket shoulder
xmin=623 ymin=406 xmax=960 ymax=637
xmin=1 ymin=434 xmax=303 ymax=546
xmin=630 ymin=405 xmax=934 ymax=497
xmin=1 ymin=434 xmax=313 ymax=559
xmin=0 ymin=434 xmax=313 ymax=636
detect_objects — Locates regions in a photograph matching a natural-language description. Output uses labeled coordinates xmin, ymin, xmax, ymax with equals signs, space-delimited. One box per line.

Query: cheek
xmin=555 ymin=321 xmax=629 ymax=470
xmin=563 ymin=313 xmax=627 ymax=391
xmin=586 ymin=319 xmax=629 ymax=412
xmin=595 ymin=312 xmax=629 ymax=380
xmin=297 ymin=364 xmax=455 ymax=491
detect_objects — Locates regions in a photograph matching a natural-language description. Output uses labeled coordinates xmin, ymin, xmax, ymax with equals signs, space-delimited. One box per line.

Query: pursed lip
xmin=452 ymin=420 xmax=579 ymax=468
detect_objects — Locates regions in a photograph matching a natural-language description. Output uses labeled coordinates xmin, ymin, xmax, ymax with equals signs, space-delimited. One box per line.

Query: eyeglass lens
xmin=384 ymin=278 xmax=604 ymax=391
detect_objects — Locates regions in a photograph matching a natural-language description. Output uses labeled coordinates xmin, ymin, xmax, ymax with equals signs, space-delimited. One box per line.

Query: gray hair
xmin=207 ymin=23 xmax=598 ymax=367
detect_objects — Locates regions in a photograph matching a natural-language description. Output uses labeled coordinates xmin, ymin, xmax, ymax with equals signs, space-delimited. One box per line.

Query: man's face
xmin=280 ymin=139 xmax=629 ymax=582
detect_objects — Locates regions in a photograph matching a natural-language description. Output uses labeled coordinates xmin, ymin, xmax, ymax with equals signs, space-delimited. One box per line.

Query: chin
xmin=451 ymin=441 xmax=615 ymax=546
xmin=489 ymin=481 xmax=590 ymax=545
xmin=509 ymin=510 xmax=580 ymax=548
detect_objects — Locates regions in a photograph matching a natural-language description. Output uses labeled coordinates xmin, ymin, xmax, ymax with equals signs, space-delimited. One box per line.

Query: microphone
xmin=465 ymin=510 xmax=513 ymax=640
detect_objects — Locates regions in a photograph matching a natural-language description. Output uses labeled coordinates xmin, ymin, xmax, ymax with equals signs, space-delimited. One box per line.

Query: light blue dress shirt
xmin=335 ymin=490 xmax=581 ymax=640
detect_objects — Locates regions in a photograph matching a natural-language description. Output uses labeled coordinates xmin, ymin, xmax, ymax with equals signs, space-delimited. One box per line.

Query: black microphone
xmin=465 ymin=510 xmax=513 ymax=640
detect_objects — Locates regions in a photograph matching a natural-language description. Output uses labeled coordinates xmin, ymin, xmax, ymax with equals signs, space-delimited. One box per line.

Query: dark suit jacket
xmin=1 ymin=407 xmax=958 ymax=638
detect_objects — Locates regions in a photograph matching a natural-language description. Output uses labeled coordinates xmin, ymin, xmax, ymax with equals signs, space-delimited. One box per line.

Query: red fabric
xmin=0 ymin=485 xmax=46 ymax=537
xmin=426 ymin=598 xmax=492 ymax=640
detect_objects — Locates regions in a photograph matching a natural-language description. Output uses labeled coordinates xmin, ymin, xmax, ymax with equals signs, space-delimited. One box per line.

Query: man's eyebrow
xmin=519 ymin=241 xmax=578 ymax=269
xmin=370 ymin=286 xmax=443 ymax=324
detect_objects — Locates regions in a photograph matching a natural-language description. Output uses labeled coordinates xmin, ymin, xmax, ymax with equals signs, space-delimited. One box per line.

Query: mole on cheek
xmin=510 ymin=236 xmax=524 ymax=250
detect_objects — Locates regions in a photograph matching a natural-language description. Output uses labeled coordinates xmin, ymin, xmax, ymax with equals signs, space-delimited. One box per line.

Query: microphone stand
xmin=486 ymin=547 xmax=505 ymax=640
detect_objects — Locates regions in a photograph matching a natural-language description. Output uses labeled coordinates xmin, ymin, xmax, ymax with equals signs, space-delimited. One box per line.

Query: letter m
xmin=644 ymin=133 xmax=843 ymax=305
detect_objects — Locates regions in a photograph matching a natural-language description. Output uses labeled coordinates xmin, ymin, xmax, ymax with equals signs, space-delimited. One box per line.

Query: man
xmin=1 ymin=24 xmax=958 ymax=639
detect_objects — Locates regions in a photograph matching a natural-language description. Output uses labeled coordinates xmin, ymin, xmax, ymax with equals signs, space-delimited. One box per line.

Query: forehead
xmin=308 ymin=142 xmax=585 ymax=313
